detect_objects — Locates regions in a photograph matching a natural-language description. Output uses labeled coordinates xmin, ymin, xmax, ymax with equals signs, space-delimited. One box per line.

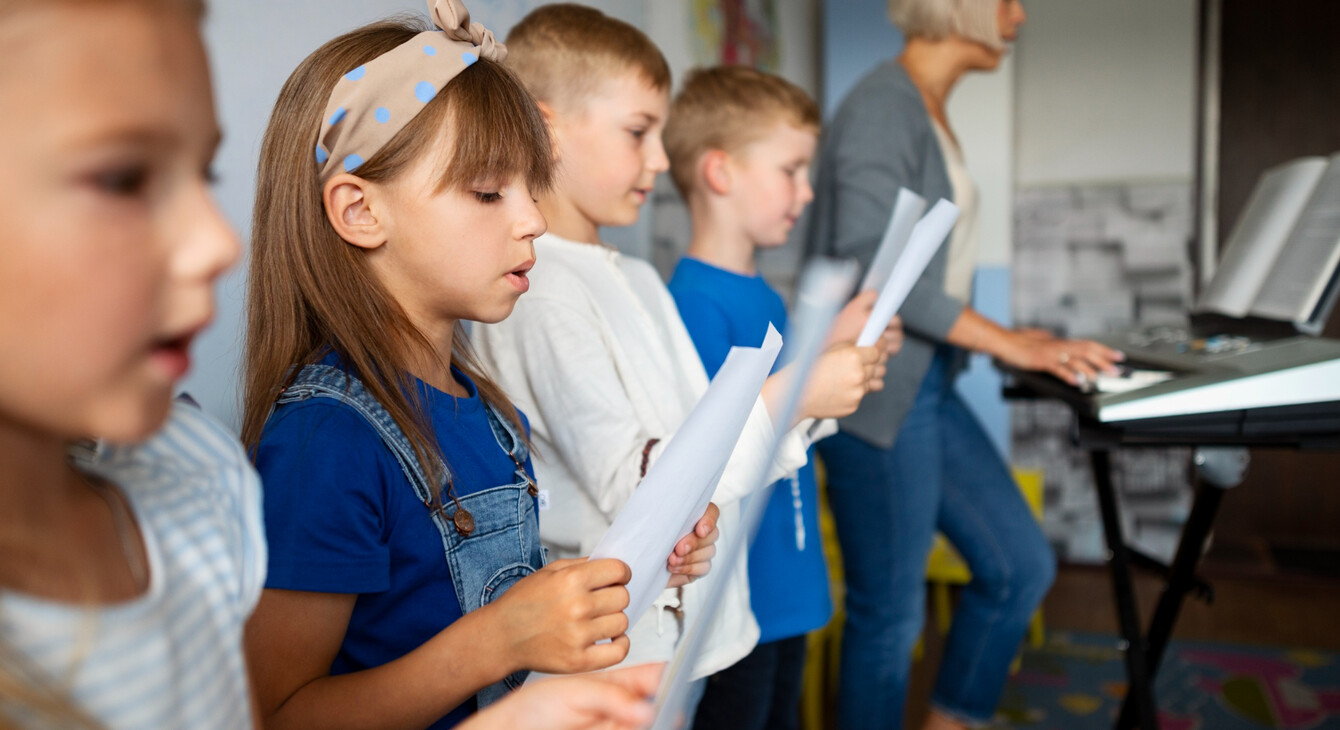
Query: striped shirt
xmin=1 ymin=402 xmax=266 ymax=729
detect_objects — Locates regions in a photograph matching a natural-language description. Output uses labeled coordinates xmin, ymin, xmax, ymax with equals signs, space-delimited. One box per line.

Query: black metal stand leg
xmin=1090 ymin=449 xmax=1160 ymax=730
xmin=1116 ymin=480 xmax=1230 ymax=728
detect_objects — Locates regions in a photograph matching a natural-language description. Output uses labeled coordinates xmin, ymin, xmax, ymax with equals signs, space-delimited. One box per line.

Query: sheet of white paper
xmin=651 ymin=259 xmax=858 ymax=730
xmin=860 ymin=188 xmax=926 ymax=292
xmin=1195 ymin=157 xmax=1328 ymax=317
xmin=856 ymin=199 xmax=960 ymax=347
xmin=1250 ymin=153 xmax=1340 ymax=324
xmin=1094 ymin=369 xmax=1175 ymax=394
xmin=587 ymin=325 xmax=783 ymax=632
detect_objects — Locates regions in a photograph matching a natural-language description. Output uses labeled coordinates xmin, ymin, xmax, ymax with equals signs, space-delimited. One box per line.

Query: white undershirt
xmin=932 ymin=119 xmax=980 ymax=303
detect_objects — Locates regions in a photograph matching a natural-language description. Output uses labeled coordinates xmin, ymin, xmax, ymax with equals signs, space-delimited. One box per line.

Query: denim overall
xmin=275 ymin=363 xmax=544 ymax=708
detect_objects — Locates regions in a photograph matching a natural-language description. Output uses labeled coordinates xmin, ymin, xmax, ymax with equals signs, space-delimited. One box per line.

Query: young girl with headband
xmin=0 ymin=0 xmax=257 ymax=727
xmin=242 ymin=2 xmax=717 ymax=728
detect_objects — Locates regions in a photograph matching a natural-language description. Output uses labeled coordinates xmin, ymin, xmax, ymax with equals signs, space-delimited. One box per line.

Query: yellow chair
xmin=800 ymin=465 xmax=1046 ymax=730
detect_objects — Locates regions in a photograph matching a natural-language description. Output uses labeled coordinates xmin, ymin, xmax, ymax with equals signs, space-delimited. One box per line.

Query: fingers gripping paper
xmin=857 ymin=199 xmax=961 ymax=347
xmin=651 ymin=259 xmax=858 ymax=730
xmin=589 ymin=325 xmax=784 ymax=631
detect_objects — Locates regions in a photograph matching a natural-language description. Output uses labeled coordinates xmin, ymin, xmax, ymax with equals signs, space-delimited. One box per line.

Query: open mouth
xmin=505 ymin=259 xmax=535 ymax=293
xmin=149 ymin=326 xmax=203 ymax=378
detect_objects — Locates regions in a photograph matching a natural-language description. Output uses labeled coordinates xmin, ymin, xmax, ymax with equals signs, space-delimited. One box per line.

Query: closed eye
xmin=475 ymin=191 xmax=503 ymax=203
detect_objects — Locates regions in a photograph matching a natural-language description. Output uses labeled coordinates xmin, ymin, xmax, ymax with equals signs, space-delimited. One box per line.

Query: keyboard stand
xmin=1003 ymin=372 xmax=1340 ymax=730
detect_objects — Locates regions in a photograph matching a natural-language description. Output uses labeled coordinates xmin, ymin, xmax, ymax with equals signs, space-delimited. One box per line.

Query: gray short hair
xmin=887 ymin=0 xmax=1002 ymax=50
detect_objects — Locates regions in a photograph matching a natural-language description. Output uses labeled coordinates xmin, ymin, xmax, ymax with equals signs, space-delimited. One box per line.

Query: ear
xmin=701 ymin=149 xmax=733 ymax=196
xmin=323 ymin=173 xmax=386 ymax=250
xmin=535 ymin=100 xmax=563 ymax=164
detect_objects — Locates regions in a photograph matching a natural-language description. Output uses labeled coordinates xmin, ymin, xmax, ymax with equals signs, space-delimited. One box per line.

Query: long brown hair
xmin=242 ymin=17 xmax=552 ymax=504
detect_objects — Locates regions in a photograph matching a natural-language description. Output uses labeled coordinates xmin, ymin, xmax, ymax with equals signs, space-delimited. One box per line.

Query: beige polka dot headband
xmin=315 ymin=0 xmax=505 ymax=182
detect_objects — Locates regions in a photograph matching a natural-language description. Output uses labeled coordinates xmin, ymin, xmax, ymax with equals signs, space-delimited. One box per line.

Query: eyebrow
xmin=67 ymin=126 xmax=181 ymax=149
xmin=67 ymin=124 xmax=223 ymax=159
xmin=630 ymin=112 xmax=660 ymax=124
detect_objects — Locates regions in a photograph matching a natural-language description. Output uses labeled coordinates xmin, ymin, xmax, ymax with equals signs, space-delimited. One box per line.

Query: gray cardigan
xmin=805 ymin=60 xmax=965 ymax=449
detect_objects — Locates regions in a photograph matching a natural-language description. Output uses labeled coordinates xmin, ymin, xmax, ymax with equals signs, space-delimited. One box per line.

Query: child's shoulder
xmin=90 ymin=400 xmax=252 ymax=487
xmin=89 ymin=403 xmax=260 ymax=527
xmin=259 ymin=392 xmax=393 ymax=460
xmin=80 ymin=401 xmax=267 ymax=617
xmin=669 ymin=257 xmax=779 ymax=304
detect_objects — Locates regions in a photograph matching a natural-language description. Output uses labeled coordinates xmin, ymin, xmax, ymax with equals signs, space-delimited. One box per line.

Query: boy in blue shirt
xmin=665 ymin=66 xmax=901 ymax=730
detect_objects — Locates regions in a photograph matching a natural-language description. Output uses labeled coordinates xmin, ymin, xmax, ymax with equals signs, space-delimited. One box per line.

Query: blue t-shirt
xmin=256 ymin=353 xmax=533 ymax=729
xmin=668 ymin=257 xmax=833 ymax=643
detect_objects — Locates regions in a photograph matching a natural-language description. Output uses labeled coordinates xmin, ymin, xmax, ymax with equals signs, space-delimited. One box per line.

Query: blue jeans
xmin=817 ymin=349 xmax=1055 ymax=728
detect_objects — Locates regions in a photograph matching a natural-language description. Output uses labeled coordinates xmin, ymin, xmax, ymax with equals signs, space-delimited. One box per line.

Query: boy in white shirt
xmin=474 ymin=4 xmax=894 ymax=681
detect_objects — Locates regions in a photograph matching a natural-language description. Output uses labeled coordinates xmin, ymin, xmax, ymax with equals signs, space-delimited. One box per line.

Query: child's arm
xmin=483 ymin=296 xmax=678 ymax=521
xmin=246 ymin=558 xmax=633 ymax=730
xmin=457 ymin=663 xmax=663 ymax=730
xmin=670 ymin=283 xmax=890 ymax=508
xmin=701 ymin=338 xmax=887 ymax=509
xmin=773 ymin=339 xmax=889 ymax=422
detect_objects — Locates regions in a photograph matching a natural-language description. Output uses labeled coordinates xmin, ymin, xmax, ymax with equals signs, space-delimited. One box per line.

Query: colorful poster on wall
xmin=691 ymin=0 xmax=780 ymax=70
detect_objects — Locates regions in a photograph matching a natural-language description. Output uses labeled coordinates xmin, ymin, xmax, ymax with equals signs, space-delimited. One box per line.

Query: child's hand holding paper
xmin=796 ymin=341 xmax=888 ymax=420
xmin=666 ymin=502 xmax=720 ymax=588
xmin=856 ymin=199 xmax=961 ymax=347
xmin=829 ymin=291 xmax=904 ymax=357
xmin=827 ymin=290 xmax=878 ymax=346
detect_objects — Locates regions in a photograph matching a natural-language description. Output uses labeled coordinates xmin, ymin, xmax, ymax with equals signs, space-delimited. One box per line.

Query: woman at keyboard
xmin=803 ymin=1 xmax=1124 ymax=728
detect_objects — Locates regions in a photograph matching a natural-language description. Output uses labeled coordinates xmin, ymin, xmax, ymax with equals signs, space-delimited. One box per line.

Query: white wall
xmin=1014 ymin=0 xmax=1197 ymax=186
xmin=950 ymin=56 xmax=1015 ymax=267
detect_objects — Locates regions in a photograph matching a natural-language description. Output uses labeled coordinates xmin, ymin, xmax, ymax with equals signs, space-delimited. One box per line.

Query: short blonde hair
xmin=887 ymin=0 xmax=1002 ymax=50
xmin=664 ymin=65 xmax=821 ymax=198
xmin=505 ymin=3 xmax=671 ymax=111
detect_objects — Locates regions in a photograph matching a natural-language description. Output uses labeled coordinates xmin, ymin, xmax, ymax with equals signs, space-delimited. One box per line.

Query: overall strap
xmin=481 ymin=398 xmax=529 ymax=466
xmin=277 ymin=364 xmax=455 ymax=534
xmin=277 ymin=362 xmax=540 ymax=708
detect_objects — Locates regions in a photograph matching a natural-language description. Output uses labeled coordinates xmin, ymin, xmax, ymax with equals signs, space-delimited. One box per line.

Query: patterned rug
xmin=997 ymin=632 xmax=1340 ymax=729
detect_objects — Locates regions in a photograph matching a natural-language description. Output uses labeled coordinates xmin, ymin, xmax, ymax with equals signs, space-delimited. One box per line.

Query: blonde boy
xmin=666 ymin=66 xmax=822 ymax=271
xmin=663 ymin=66 xmax=866 ymax=730
xmin=474 ymin=3 xmax=888 ymax=684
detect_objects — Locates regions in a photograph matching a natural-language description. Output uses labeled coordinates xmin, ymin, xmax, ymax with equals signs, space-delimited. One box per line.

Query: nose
xmin=646 ymin=134 xmax=670 ymax=175
xmin=1014 ymin=1 xmax=1027 ymax=26
xmin=178 ymin=183 xmax=241 ymax=285
xmin=515 ymin=193 xmax=548 ymax=241
xmin=798 ymin=175 xmax=815 ymax=207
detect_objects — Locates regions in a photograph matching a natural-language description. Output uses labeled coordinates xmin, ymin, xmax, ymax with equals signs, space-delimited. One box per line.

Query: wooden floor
xmin=904 ymin=563 xmax=1340 ymax=727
